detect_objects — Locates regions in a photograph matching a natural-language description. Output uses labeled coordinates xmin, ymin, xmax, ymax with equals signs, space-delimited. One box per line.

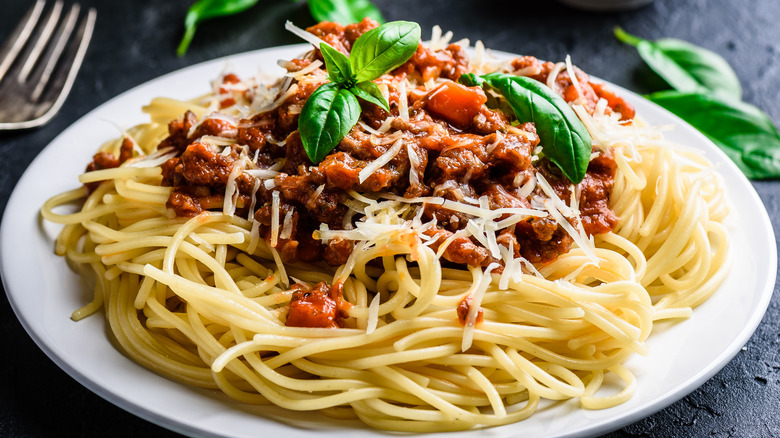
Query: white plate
xmin=1 ymin=44 xmax=776 ymax=438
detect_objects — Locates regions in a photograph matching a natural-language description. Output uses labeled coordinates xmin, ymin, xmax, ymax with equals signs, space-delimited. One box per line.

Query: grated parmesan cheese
xmin=535 ymin=174 xmax=597 ymax=264
xmin=546 ymin=62 xmax=566 ymax=93
xmin=270 ymin=191 xmax=280 ymax=247
xmin=397 ymin=80 xmax=409 ymax=121
xmin=223 ymin=161 xmax=245 ymax=216
xmin=462 ymin=263 xmax=499 ymax=351
xmin=565 ymin=55 xmax=585 ymax=106
xmin=285 ymin=21 xmax=333 ymax=50
xmin=284 ymin=59 xmax=323 ymax=80
xmin=358 ymin=139 xmax=404 ymax=184
xmin=366 ymin=293 xmax=380 ymax=334
xmin=406 ymin=144 xmax=421 ymax=186
xmin=280 ymin=209 xmax=294 ymax=240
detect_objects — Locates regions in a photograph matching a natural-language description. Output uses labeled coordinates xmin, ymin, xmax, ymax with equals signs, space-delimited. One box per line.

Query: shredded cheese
xmin=125 ymin=148 xmax=177 ymax=168
xmin=270 ymin=191 xmax=280 ymax=247
xmin=535 ymin=174 xmax=598 ymax=264
xmin=285 ymin=21 xmax=333 ymax=49
xmin=284 ymin=59 xmax=323 ymax=80
xmin=366 ymin=293 xmax=380 ymax=334
xmin=358 ymin=139 xmax=404 ymax=184
xmin=546 ymin=62 xmax=566 ymax=92
xmin=565 ymin=55 xmax=585 ymax=106
xmin=406 ymin=144 xmax=421 ymax=186
xmin=462 ymin=263 xmax=499 ymax=351
xmin=280 ymin=209 xmax=294 ymax=240
xmin=397 ymin=80 xmax=409 ymax=121
xmin=223 ymin=161 xmax=245 ymax=216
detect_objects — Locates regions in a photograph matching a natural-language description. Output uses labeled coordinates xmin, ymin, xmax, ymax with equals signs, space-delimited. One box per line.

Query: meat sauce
xmin=86 ymin=19 xmax=634 ymax=328
xmin=285 ymin=281 xmax=351 ymax=328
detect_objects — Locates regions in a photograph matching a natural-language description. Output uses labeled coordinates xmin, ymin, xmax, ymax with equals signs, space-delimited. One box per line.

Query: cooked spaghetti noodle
xmin=41 ymin=21 xmax=730 ymax=432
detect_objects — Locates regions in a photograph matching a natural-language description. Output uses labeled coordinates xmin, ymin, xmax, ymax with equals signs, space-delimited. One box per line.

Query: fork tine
xmin=29 ymin=4 xmax=80 ymax=102
xmin=33 ymin=7 xmax=96 ymax=121
xmin=0 ymin=0 xmax=45 ymax=82
xmin=17 ymin=0 xmax=64 ymax=84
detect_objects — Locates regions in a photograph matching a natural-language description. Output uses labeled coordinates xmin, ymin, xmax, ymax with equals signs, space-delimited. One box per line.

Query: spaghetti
xmin=41 ymin=21 xmax=730 ymax=432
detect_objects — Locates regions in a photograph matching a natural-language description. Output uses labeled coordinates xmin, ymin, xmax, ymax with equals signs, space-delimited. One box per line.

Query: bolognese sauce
xmin=95 ymin=18 xmax=631 ymax=288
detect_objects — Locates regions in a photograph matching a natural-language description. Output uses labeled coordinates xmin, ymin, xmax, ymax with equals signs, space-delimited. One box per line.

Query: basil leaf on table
xmin=648 ymin=90 xmax=780 ymax=179
xmin=300 ymin=82 xmax=361 ymax=164
xmin=308 ymin=0 xmax=385 ymax=25
xmin=351 ymin=81 xmax=390 ymax=112
xmin=614 ymin=27 xmax=742 ymax=100
xmin=320 ymin=43 xmax=353 ymax=84
xmin=178 ymin=0 xmax=259 ymax=56
xmin=460 ymin=72 xmax=593 ymax=184
xmin=349 ymin=21 xmax=421 ymax=82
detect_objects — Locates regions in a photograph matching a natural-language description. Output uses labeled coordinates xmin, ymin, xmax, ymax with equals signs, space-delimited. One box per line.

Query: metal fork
xmin=0 ymin=1 xmax=96 ymax=130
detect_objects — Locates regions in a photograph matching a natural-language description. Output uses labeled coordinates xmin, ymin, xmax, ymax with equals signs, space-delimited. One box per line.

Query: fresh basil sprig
xmin=617 ymin=28 xmax=780 ymax=179
xmin=459 ymin=72 xmax=592 ymax=184
xmin=299 ymin=83 xmax=362 ymax=163
xmin=614 ymin=27 xmax=741 ymax=100
xmin=178 ymin=0 xmax=385 ymax=56
xmin=299 ymin=21 xmax=420 ymax=164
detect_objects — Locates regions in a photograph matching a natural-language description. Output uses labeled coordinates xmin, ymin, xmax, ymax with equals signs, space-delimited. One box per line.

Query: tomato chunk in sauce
xmin=285 ymin=282 xmax=351 ymax=328
xmin=424 ymin=82 xmax=487 ymax=129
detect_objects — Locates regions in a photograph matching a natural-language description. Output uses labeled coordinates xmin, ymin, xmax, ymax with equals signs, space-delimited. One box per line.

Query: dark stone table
xmin=1 ymin=0 xmax=778 ymax=436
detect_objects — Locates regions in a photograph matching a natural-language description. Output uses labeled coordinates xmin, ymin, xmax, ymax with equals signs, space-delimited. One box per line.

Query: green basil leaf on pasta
xmin=307 ymin=0 xmax=385 ymax=25
xmin=177 ymin=0 xmax=259 ymax=56
xmin=648 ymin=90 xmax=780 ymax=179
xmin=468 ymin=72 xmax=593 ymax=184
xmin=300 ymin=82 xmax=361 ymax=164
xmin=349 ymin=21 xmax=420 ymax=82
xmin=615 ymin=27 xmax=742 ymax=100
xmin=320 ymin=42 xmax=353 ymax=85
xmin=350 ymin=81 xmax=390 ymax=112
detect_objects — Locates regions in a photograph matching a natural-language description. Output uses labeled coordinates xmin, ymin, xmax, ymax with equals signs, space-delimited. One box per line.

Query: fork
xmin=0 ymin=1 xmax=96 ymax=130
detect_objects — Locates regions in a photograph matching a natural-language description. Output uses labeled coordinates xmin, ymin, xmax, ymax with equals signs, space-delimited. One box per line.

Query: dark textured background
xmin=1 ymin=0 xmax=778 ymax=436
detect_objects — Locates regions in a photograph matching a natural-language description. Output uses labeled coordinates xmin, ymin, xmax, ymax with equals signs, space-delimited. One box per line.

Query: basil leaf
xmin=177 ymin=0 xmax=259 ymax=56
xmin=351 ymin=81 xmax=390 ymax=112
xmin=320 ymin=42 xmax=353 ymax=85
xmin=308 ymin=0 xmax=385 ymax=25
xmin=467 ymin=73 xmax=592 ymax=184
xmin=615 ymin=27 xmax=741 ymax=100
xmin=349 ymin=21 xmax=420 ymax=82
xmin=648 ymin=90 xmax=780 ymax=179
xmin=458 ymin=73 xmax=484 ymax=87
xmin=300 ymin=82 xmax=361 ymax=163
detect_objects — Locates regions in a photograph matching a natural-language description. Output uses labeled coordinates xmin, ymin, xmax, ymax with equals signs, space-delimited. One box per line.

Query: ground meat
xmin=323 ymin=238 xmax=354 ymax=266
xmin=396 ymin=43 xmax=470 ymax=82
xmin=84 ymin=136 xmax=135 ymax=192
xmin=425 ymin=229 xmax=492 ymax=266
xmin=158 ymin=111 xmax=198 ymax=152
xmin=188 ymin=117 xmax=237 ymax=141
xmin=579 ymin=149 xmax=619 ymax=235
xmin=166 ymin=190 xmax=203 ymax=216
xmin=177 ymin=142 xmax=236 ymax=186
xmin=517 ymin=226 xmax=574 ymax=264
